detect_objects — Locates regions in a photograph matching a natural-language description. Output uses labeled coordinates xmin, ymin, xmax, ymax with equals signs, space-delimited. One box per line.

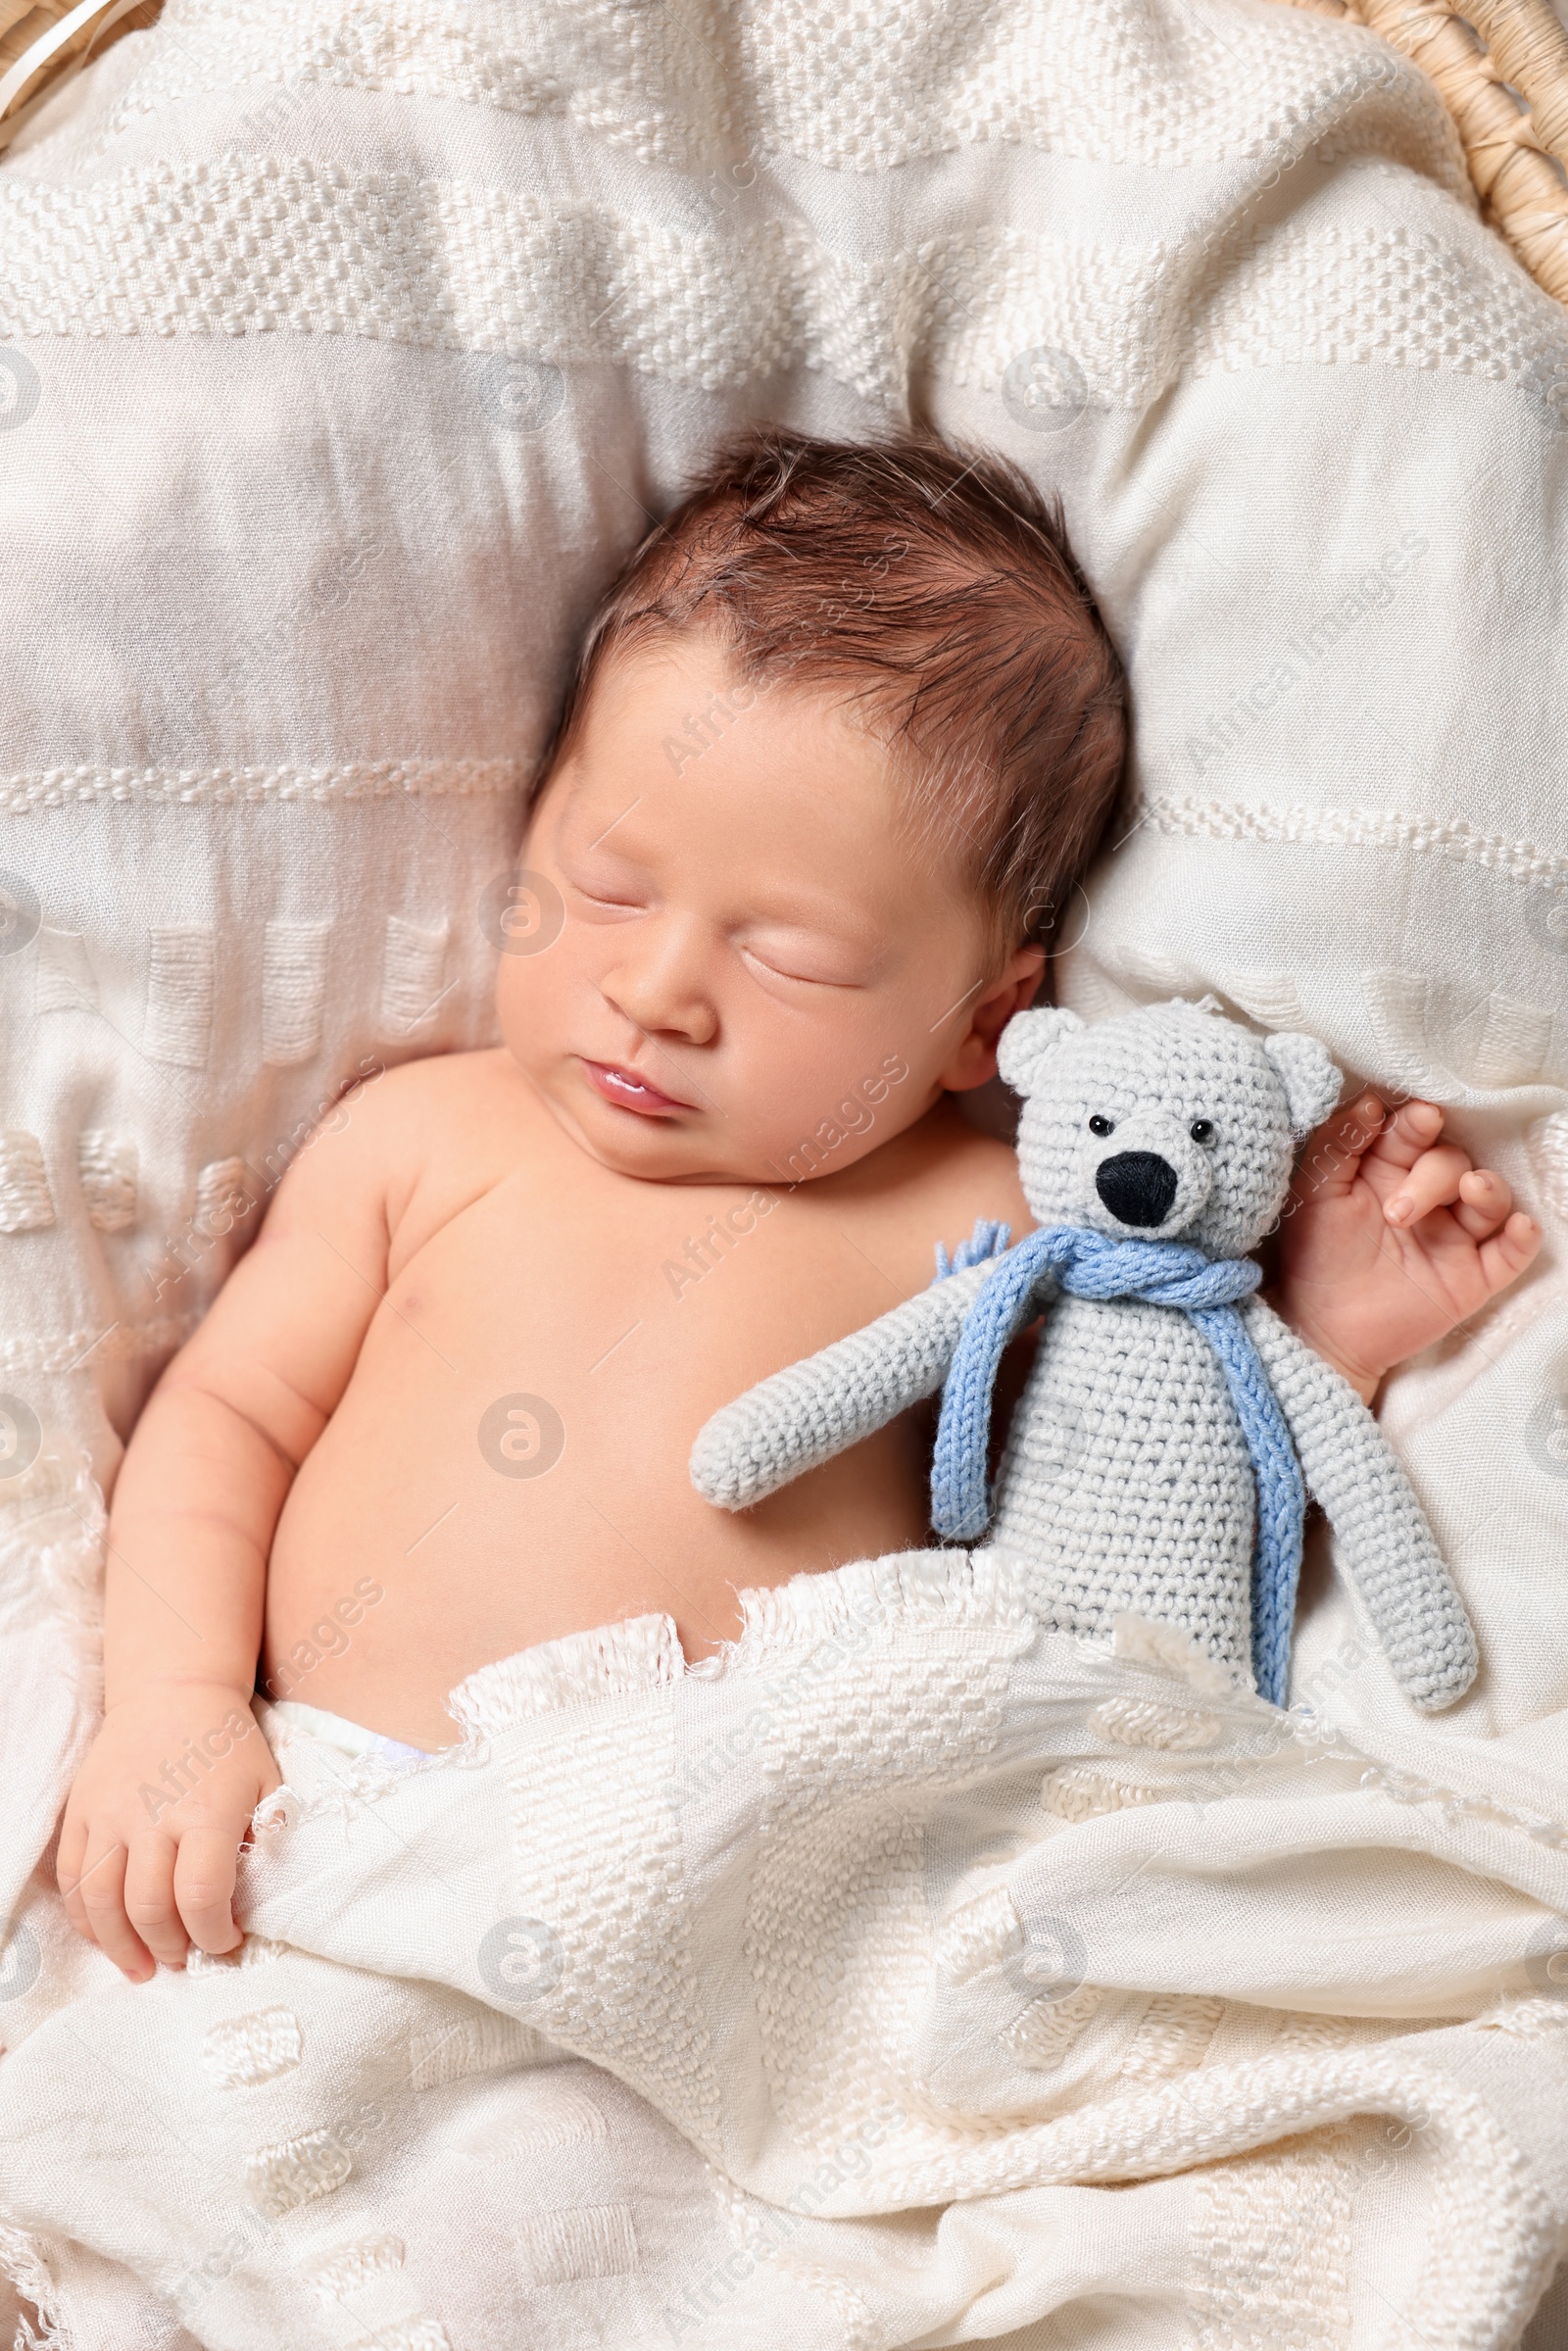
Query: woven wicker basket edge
xmin=2 ymin=0 xmax=1567 ymax=308
xmin=1283 ymin=0 xmax=1568 ymax=302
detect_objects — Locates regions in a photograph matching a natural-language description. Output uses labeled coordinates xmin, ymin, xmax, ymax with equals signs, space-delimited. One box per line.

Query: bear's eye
xmin=1088 ymin=1114 xmax=1114 ymax=1138
xmin=1190 ymin=1119 xmax=1216 ymax=1145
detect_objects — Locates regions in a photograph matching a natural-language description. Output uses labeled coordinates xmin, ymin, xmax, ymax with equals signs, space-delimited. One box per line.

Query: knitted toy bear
xmin=691 ymin=1000 xmax=1479 ymax=1711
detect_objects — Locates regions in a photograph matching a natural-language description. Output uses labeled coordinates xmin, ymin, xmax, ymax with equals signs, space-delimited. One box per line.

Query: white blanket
xmin=3 ymin=0 xmax=1568 ymax=2342
xmin=4 ymin=1551 xmax=1568 ymax=2350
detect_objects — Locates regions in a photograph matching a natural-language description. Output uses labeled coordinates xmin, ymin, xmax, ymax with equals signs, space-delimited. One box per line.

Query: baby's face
xmin=498 ymin=634 xmax=1026 ymax=1184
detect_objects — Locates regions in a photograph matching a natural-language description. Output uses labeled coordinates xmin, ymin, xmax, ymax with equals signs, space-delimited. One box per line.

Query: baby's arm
xmin=1276 ymin=1093 xmax=1540 ymax=1402
xmin=59 ymin=1078 xmax=403 ymax=1980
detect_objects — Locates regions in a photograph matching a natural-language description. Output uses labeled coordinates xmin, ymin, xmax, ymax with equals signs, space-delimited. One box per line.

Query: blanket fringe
xmin=446 ymin=1552 xmax=1036 ymax=1739
xmin=0 ymin=2221 xmax=60 ymax=2351
xmin=728 ymin=1546 xmax=1034 ymax=1668
xmin=446 ymin=1611 xmax=682 ymax=1737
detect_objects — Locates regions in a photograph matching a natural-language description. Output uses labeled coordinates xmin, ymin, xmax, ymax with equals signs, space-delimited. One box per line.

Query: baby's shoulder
xmin=294 ymin=1047 xmax=546 ymax=1265
xmin=906 ymin=1106 xmax=1032 ymax=1238
xmin=273 ymin=1047 xmax=529 ymax=1213
xmin=342 ymin=1046 xmax=528 ymax=1145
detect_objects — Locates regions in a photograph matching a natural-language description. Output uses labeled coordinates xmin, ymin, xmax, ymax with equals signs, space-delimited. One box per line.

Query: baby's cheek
xmin=494 ymin=936 xmax=570 ymax=1077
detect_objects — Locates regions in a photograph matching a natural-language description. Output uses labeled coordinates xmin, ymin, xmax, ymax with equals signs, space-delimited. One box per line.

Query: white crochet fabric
xmin=1 ymin=0 xmax=1567 ymax=2342
xmin=692 ymin=1002 xmax=1479 ymax=1706
xmin=3 ymin=1560 xmax=1568 ymax=2350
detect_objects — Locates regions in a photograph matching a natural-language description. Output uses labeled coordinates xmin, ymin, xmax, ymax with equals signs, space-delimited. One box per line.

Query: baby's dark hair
xmin=545 ymin=429 xmax=1127 ymax=961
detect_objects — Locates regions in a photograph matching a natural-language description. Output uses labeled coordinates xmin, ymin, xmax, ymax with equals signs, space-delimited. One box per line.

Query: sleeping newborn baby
xmin=60 ymin=431 xmax=1540 ymax=1982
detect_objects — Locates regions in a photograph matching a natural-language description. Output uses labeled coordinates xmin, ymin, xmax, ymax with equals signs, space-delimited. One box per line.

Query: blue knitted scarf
xmin=931 ymin=1222 xmax=1305 ymax=1705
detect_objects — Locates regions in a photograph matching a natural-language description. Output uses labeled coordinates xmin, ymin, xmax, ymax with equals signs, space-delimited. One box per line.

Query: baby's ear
xmin=1263 ymin=1031 xmax=1343 ymax=1137
xmin=997 ymin=1006 xmax=1084 ymax=1098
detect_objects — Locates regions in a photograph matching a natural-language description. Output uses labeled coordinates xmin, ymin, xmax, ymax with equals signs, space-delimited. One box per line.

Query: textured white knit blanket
xmin=3 ymin=1551 xmax=1568 ymax=2350
xmin=4 ymin=0 xmax=1568 ymax=2343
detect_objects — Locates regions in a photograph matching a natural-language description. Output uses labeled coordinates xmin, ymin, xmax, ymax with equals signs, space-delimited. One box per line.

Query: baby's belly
xmin=262 ymin=1182 xmax=933 ymax=1747
xmin=988 ymin=1295 xmax=1256 ymax=1673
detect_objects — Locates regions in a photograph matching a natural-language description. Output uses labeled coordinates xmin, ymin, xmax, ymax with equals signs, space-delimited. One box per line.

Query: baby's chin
xmin=536 ymin=1072 xmax=771 ymax=1188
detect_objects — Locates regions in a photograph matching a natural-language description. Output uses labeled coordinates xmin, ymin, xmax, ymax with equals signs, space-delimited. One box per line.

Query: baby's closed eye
xmin=737 ymin=932 xmax=868 ymax=988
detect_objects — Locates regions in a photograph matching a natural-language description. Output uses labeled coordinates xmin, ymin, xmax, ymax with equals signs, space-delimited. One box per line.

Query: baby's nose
xmin=1095 ymin=1151 xmax=1178 ymax=1228
xmin=603 ymin=925 xmax=717 ymax=1045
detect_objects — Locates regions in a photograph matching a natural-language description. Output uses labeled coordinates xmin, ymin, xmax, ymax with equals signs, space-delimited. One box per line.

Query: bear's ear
xmin=1262 ymin=1031 xmax=1343 ymax=1137
xmin=997 ymin=1006 xmax=1084 ymax=1098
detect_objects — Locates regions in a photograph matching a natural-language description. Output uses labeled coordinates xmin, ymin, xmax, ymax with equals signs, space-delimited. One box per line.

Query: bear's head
xmin=997 ymin=1000 xmax=1342 ymax=1258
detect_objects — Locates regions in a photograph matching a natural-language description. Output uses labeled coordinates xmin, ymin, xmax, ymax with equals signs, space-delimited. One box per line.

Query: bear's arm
xmin=690 ymin=1259 xmax=1003 ymax=1511
xmin=1240 ymin=1296 xmax=1479 ymax=1711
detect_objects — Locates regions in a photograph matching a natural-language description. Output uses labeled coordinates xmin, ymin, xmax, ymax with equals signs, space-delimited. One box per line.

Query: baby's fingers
xmin=173 ymin=1825 xmax=244 ymax=1957
xmin=74 ymin=1837 xmax=154 ymax=1983
xmin=124 ymin=1832 xmax=194 ymax=1971
xmin=1357 ymin=1097 xmax=1446 ymax=1179
xmin=1384 ymin=1143 xmax=1471 ymax=1227
xmin=1450 ymin=1166 xmax=1515 ymax=1241
xmin=1295 ymin=1091 xmax=1389 ymax=1199
xmin=1480 ymin=1210 xmax=1543 ymax=1298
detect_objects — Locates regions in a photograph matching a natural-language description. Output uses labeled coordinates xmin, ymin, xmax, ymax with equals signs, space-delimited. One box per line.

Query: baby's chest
xmin=349 ymin=1161 xmax=946 ymax=1497
xmin=271 ymin=1157 xmax=953 ymax=1688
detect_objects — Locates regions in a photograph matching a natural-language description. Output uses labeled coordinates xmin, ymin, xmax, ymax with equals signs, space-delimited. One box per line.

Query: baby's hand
xmin=58 ymin=1686 xmax=280 ymax=1982
xmin=1277 ymin=1093 xmax=1541 ymax=1402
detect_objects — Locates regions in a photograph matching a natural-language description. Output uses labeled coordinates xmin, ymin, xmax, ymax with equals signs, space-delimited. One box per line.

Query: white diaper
xmin=268 ymin=1697 xmax=427 ymax=1769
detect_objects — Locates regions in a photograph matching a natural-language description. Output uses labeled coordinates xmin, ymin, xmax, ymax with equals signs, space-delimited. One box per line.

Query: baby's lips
xmin=581 ymin=1057 xmax=694 ymax=1114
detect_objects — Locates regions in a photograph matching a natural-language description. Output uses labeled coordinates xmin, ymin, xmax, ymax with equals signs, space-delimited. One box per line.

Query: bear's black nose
xmin=1095 ymin=1151 xmax=1178 ymax=1228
